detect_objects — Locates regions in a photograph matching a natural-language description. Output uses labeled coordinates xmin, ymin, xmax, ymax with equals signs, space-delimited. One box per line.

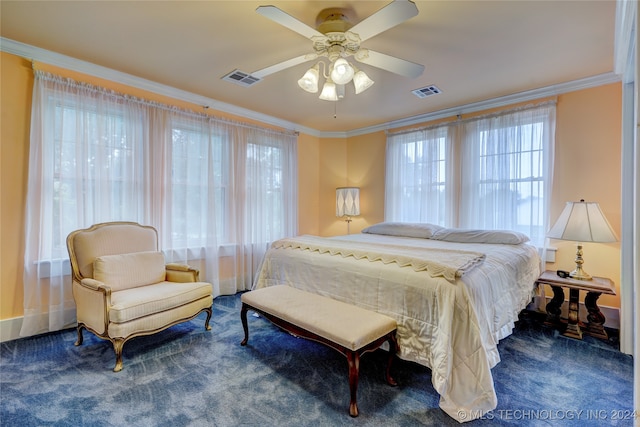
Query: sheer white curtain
xmin=460 ymin=104 xmax=556 ymax=246
xmin=21 ymin=71 xmax=297 ymax=336
xmin=385 ymin=126 xmax=454 ymax=225
xmin=384 ymin=102 xmax=555 ymax=248
xmin=22 ymin=73 xmax=148 ymax=335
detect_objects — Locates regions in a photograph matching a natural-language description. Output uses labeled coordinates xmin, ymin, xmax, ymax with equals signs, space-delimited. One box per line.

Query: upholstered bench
xmin=240 ymin=285 xmax=398 ymax=417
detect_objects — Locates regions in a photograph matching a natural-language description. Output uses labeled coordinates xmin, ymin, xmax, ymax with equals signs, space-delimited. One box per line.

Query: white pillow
xmin=93 ymin=251 xmax=166 ymax=291
xmin=361 ymin=222 xmax=445 ymax=239
xmin=431 ymin=228 xmax=530 ymax=244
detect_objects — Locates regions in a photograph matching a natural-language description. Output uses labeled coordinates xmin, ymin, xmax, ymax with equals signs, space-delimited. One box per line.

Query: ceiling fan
xmin=243 ymin=0 xmax=425 ymax=101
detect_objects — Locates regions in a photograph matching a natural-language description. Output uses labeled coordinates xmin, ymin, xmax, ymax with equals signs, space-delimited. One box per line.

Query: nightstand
xmin=535 ymin=270 xmax=616 ymax=340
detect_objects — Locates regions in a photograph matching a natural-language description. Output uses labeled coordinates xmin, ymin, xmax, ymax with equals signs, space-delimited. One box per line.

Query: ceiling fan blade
xmin=256 ymin=5 xmax=324 ymax=40
xmin=349 ymin=0 xmax=419 ymax=42
xmin=252 ymin=54 xmax=317 ymax=79
xmin=355 ymin=49 xmax=424 ymax=78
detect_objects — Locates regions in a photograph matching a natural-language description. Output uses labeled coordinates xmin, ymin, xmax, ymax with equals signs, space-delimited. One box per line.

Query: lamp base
xmin=345 ymin=216 xmax=352 ymax=235
xmin=569 ymin=268 xmax=592 ymax=281
xmin=569 ymin=243 xmax=592 ymax=280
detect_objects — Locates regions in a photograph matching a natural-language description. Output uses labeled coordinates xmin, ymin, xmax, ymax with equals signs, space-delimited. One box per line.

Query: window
xmin=385 ymin=127 xmax=452 ymax=225
xmin=50 ymin=100 xmax=143 ymax=259
xmin=171 ymin=123 xmax=228 ymax=247
xmin=22 ymin=71 xmax=298 ymax=336
xmin=386 ymin=103 xmax=555 ymax=246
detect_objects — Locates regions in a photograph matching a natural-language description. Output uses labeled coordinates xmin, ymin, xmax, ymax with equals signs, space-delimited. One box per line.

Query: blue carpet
xmin=1 ymin=294 xmax=634 ymax=426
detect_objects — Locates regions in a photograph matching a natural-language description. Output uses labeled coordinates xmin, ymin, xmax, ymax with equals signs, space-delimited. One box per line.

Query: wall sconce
xmin=336 ymin=187 xmax=360 ymax=234
xmin=546 ymin=199 xmax=618 ymax=280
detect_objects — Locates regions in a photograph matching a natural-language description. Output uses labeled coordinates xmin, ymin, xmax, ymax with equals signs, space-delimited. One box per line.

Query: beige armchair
xmin=67 ymin=221 xmax=213 ymax=372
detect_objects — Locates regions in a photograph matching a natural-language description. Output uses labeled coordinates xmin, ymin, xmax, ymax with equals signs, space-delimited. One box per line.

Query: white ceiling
xmin=1 ymin=1 xmax=617 ymax=133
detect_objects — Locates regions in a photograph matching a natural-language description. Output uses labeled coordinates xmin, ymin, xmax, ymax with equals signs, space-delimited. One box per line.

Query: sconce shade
xmin=336 ymin=187 xmax=360 ymax=217
xmin=547 ymin=200 xmax=618 ymax=243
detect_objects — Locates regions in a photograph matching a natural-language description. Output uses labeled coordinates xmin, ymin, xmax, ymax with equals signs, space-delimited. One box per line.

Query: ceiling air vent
xmin=222 ymin=70 xmax=262 ymax=87
xmin=412 ymin=85 xmax=442 ymax=99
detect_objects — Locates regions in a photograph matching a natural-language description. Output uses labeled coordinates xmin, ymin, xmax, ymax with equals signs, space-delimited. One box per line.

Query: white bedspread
xmin=253 ymin=233 xmax=541 ymax=422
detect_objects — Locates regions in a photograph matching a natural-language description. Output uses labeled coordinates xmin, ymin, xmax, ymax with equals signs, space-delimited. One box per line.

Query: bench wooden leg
xmin=347 ymin=351 xmax=360 ymax=417
xmin=386 ymin=332 xmax=398 ymax=387
xmin=240 ymin=303 xmax=249 ymax=346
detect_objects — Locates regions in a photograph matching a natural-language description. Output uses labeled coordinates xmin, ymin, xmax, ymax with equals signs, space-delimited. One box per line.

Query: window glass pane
xmin=386 ymin=129 xmax=449 ymax=224
xmin=171 ymin=124 xmax=227 ymax=246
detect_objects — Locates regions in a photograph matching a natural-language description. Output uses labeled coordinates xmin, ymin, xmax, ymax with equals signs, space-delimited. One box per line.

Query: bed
xmin=253 ymin=222 xmax=542 ymax=422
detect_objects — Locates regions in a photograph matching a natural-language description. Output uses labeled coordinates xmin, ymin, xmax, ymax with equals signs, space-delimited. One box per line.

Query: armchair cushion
xmin=94 ymin=251 xmax=166 ymax=292
xmin=109 ymin=281 xmax=213 ymax=324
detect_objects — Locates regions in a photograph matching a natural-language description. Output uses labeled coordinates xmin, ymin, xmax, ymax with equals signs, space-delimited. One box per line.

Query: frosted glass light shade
xmin=353 ymin=70 xmax=374 ymax=94
xmin=297 ymin=65 xmax=319 ymax=93
xmin=330 ymin=58 xmax=355 ymax=85
xmin=336 ymin=187 xmax=360 ymax=217
xmin=319 ymin=81 xmax=338 ymax=101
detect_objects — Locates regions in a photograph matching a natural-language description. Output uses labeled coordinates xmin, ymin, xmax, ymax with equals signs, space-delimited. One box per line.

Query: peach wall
xmin=1 ymin=54 xmax=32 ymax=319
xmin=549 ymin=84 xmax=622 ymax=308
xmin=318 ymin=137 xmax=348 ymax=236
xmin=0 ymin=49 xmax=623 ymax=323
xmin=346 ymin=131 xmax=386 ymax=233
xmin=297 ymin=133 xmax=321 ymax=236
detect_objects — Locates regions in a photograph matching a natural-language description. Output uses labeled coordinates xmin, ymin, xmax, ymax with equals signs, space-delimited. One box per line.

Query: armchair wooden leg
xmin=204 ymin=306 xmax=213 ymax=331
xmin=240 ymin=303 xmax=249 ymax=346
xmin=112 ymin=338 xmax=125 ymax=372
xmin=74 ymin=325 xmax=84 ymax=346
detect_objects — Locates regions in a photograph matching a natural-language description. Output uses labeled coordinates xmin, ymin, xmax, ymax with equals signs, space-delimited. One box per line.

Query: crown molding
xmin=2 ymin=37 xmax=621 ymax=139
xmin=0 ymin=37 xmax=322 ymax=137
xmin=346 ymin=72 xmax=621 ymax=137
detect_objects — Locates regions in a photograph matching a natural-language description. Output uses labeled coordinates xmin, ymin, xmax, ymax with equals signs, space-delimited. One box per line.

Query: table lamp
xmin=546 ymin=199 xmax=618 ymax=280
xmin=336 ymin=187 xmax=360 ymax=234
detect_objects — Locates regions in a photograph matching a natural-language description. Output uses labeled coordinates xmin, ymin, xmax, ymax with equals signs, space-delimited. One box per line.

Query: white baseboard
xmin=527 ymin=296 xmax=620 ymax=330
xmin=0 ymin=317 xmax=24 ymax=343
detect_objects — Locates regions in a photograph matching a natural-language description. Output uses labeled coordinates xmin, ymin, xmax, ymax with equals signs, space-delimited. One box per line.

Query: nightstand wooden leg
xmin=545 ymin=285 xmax=564 ymax=327
xmin=584 ymin=291 xmax=608 ymax=340
xmin=563 ymin=288 xmax=583 ymax=339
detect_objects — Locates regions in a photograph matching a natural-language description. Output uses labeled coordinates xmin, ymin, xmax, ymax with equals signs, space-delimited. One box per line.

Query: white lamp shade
xmin=547 ymin=200 xmax=618 ymax=242
xmin=353 ymin=70 xmax=374 ymax=94
xmin=336 ymin=187 xmax=360 ymax=217
xmin=297 ymin=66 xmax=319 ymax=93
xmin=330 ymin=58 xmax=355 ymax=85
xmin=319 ymin=81 xmax=338 ymax=101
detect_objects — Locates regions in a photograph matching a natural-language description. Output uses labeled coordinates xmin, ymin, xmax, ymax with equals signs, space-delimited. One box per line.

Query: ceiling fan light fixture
xmin=297 ymin=64 xmax=320 ymax=93
xmin=330 ymin=58 xmax=355 ymax=85
xmin=254 ymin=2 xmax=424 ymax=102
xmin=319 ymin=80 xmax=338 ymax=101
xmin=353 ymin=69 xmax=374 ymax=94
